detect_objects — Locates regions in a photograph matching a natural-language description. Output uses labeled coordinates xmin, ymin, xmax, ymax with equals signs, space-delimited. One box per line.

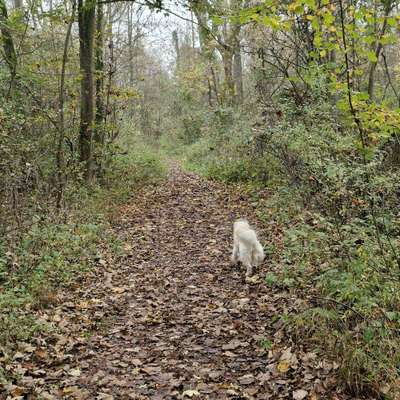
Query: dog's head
xmin=234 ymin=218 xmax=250 ymax=230
xmin=254 ymin=245 xmax=265 ymax=266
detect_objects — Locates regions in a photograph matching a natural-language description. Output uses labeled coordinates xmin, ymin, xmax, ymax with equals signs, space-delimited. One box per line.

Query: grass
xmin=164 ymin=102 xmax=400 ymax=398
xmin=0 ymin=131 xmax=167 ymax=349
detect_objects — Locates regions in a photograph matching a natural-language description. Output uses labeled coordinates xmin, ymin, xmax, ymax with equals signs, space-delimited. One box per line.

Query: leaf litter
xmin=0 ymin=164 xmax=355 ymax=399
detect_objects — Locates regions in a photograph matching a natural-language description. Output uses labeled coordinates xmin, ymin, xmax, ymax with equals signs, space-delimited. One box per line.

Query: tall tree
xmin=94 ymin=2 xmax=105 ymax=152
xmin=78 ymin=0 xmax=96 ymax=182
xmin=0 ymin=0 xmax=17 ymax=93
xmin=367 ymin=0 xmax=394 ymax=100
xmin=190 ymin=0 xmax=244 ymax=105
xmin=233 ymin=41 xmax=243 ymax=104
xmin=57 ymin=0 xmax=76 ymax=208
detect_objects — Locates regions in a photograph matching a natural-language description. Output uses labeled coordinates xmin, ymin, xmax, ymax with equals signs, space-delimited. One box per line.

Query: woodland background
xmin=1 ymin=0 xmax=400 ymax=396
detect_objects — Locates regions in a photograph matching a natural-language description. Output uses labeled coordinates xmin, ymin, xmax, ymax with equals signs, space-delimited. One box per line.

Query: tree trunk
xmin=367 ymin=2 xmax=392 ymax=100
xmin=210 ymin=65 xmax=220 ymax=106
xmin=127 ymin=3 xmax=134 ymax=88
xmin=233 ymin=42 xmax=243 ymax=104
xmin=172 ymin=30 xmax=180 ymax=69
xmin=0 ymin=0 xmax=17 ymax=94
xmin=78 ymin=0 xmax=96 ymax=183
xmin=13 ymin=0 xmax=23 ymax=9
xmin=57 ymin=0 xmax=76 ymax=208
xmin=221 ymin=48 xmax=235 ymax=104
xmin=94 ymin=4 xmax=105 ymax=140
xmin=94 ymin=2 xmax=105 ymax=176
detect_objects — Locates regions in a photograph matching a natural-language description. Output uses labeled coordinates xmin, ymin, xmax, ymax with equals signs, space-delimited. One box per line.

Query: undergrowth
xmin=0 ymin=130 xmax=166 ymax=349
xmin=166 ymin=98 xmax=400 ymax=397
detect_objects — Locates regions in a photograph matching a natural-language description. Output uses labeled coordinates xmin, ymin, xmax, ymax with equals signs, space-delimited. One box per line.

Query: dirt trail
xmin=2 ymin=165 xmax=350 ymax=399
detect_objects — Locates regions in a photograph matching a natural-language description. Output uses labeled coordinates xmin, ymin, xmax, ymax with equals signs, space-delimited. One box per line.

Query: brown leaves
xmin=293 ymin=389 xmax=308 ymax=400
xmin=222 ymin=339 xmax=244 ymax=350
xmin=1 ymin=166 xmax=352 ymax=400
xmin=182 ymin=389 xmax=200 ymax=397
xmin=238 ymin=374 xmax=255 ymax=385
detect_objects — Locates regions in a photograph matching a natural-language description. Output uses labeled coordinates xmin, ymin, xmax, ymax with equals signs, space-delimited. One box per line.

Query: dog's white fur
xmin=231 ymin=219 xmax=264 ymax=277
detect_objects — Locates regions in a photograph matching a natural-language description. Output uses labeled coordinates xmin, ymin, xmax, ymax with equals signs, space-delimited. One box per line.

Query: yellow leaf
xmin=10 ymin=386 xmax=25 ymax=397
xmin=277 ymin=360 xmax=290 ymax=373
xmin=63 ymin=387 xmax=78 ymax=394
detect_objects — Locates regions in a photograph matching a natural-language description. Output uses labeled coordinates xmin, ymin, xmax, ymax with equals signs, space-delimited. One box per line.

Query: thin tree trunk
xmin=367 ymin=3 xmax=392 ymax=100
xmin=210 ymin=65 xmax=220 ymax=106
xmin=94 ymin=1 xmax=105 ymax=176
xmin=104 ymin=3 xmax=115 ymax=141
xmin=127 ymin=3 xmax=134 ymax=87
xmin=233 ymin=42 xmax=243 ymax=104
xmin=172 ymin=30 xmax=180 ymax=68
xmin=57 ymin=0 xmax=76 ymax=208
xmin=222 ymin=48 xmax=235 ymax=104
xmin=207 ymin=77 xmax=213 ymax=107
xmin=0 ymin=0 xmax=17 ymax=95
xmin=127 ymin=3 xmax=138 ymax=117
xmin=78 ymin=0 xmax=96 ymax=183
xmin=190 ymin=10 xmax=195 ymax=49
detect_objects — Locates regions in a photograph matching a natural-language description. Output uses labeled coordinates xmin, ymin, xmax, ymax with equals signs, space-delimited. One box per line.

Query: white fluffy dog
xmin=231 ymin=219 xmax=264 ymax=277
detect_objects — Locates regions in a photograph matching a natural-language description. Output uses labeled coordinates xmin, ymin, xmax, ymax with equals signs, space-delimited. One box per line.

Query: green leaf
xmin=387 ymin=17 xmax=396 ymax=27
xmin=304 ymin=0 xmax=316 ymax=10
xmin=366 ymin=51 xmax=378 ymax=63
xmin=259 ymin=338 xmax=273 ymax=350
xmin=354 ymin=92 xmax=369 ymax=101
xmin=323 ymin=11 xmax=335 ymax=26
xmin=386 ymin=311 xmax=398 ymax=321
xmin=211 ymin=15 xmax=224 ymax=25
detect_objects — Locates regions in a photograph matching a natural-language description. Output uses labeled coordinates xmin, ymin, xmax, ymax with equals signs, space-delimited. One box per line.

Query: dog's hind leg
xmin=231 ymin=242 xmax=240 ymax=265
xmin=239 ymin=243 xmax=253 ymax=277
xmin=244 ymin=261 xmax=253 ymax=277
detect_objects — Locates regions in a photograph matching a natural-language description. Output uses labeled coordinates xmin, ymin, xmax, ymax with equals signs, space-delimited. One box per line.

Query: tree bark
xmin=78 ymin=0 xmax=96 ymax=182
xmin=221 ymin=48 xmax=235 ymax=104
xmin=367 ymin=2 xmax=392 ymax=100
xmin=13 ymin=0 xmax=23 ymax=9
xmin=127 ymin=3 xmax=134 ymax=88
xmin=0 ymin=0 xmax=17 ymax=94
xmin=57 ymin=0 xmax=76 ymax=208
xmin=210 ymin=65 xmax=220 ymax=106
xmin=233 ymin=42 xmax=243 ymax=104
xmin=95 ymin=3 xmax=105 ymax=138
xmin=172 ymin=30 xmax=180 ymax=69
xmin=93 ymin=1 xmax=105 ymax=176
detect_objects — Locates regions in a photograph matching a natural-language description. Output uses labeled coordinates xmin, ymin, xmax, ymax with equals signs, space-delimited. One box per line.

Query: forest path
xmin=7 ymin=164 xmax=350 ymax=399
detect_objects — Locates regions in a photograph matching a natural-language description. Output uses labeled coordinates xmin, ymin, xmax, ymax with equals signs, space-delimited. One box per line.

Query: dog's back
xmin=232 ymin=219 xmax=265 ymax=276
xmin=234 ymin=219 xmax=258 ymax=246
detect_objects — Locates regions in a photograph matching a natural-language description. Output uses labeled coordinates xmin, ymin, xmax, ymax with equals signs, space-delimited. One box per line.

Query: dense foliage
xmin=1 ymin=0 xmax=400 ymax=396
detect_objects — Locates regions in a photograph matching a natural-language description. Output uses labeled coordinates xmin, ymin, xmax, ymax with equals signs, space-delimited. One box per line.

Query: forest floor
xmin=2 ymin=164 xmax=355 ymax=400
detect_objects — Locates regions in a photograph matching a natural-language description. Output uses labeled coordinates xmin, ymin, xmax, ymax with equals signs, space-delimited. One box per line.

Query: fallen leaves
xmin=277 ymin=360 xmax=291 ymax=373
xmin=222 ymin=339 xmax=242 ymax=350
xmin=68 ymin=367 xmax=81 ymax=377
xmin=0 ymin=165 xmax=353 ymax=400
xmin=238 ymin=374 xmax=255 ymax=385
xmin=182 ymin=389 xmax=200 ymax=397
xmin=293 ymin=389 xmax=308 ymax=400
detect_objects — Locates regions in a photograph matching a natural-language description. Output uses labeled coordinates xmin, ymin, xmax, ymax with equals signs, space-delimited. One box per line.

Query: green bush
xmin=0 ymin=222 xmax=105 ymax=345
xmin=255 ymin=99 xmax=400 ymax=395
xmin=0 ymin=129 xmax=167 ymax=348
xmin=169 ymin=93 xmax=400 ymax=395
